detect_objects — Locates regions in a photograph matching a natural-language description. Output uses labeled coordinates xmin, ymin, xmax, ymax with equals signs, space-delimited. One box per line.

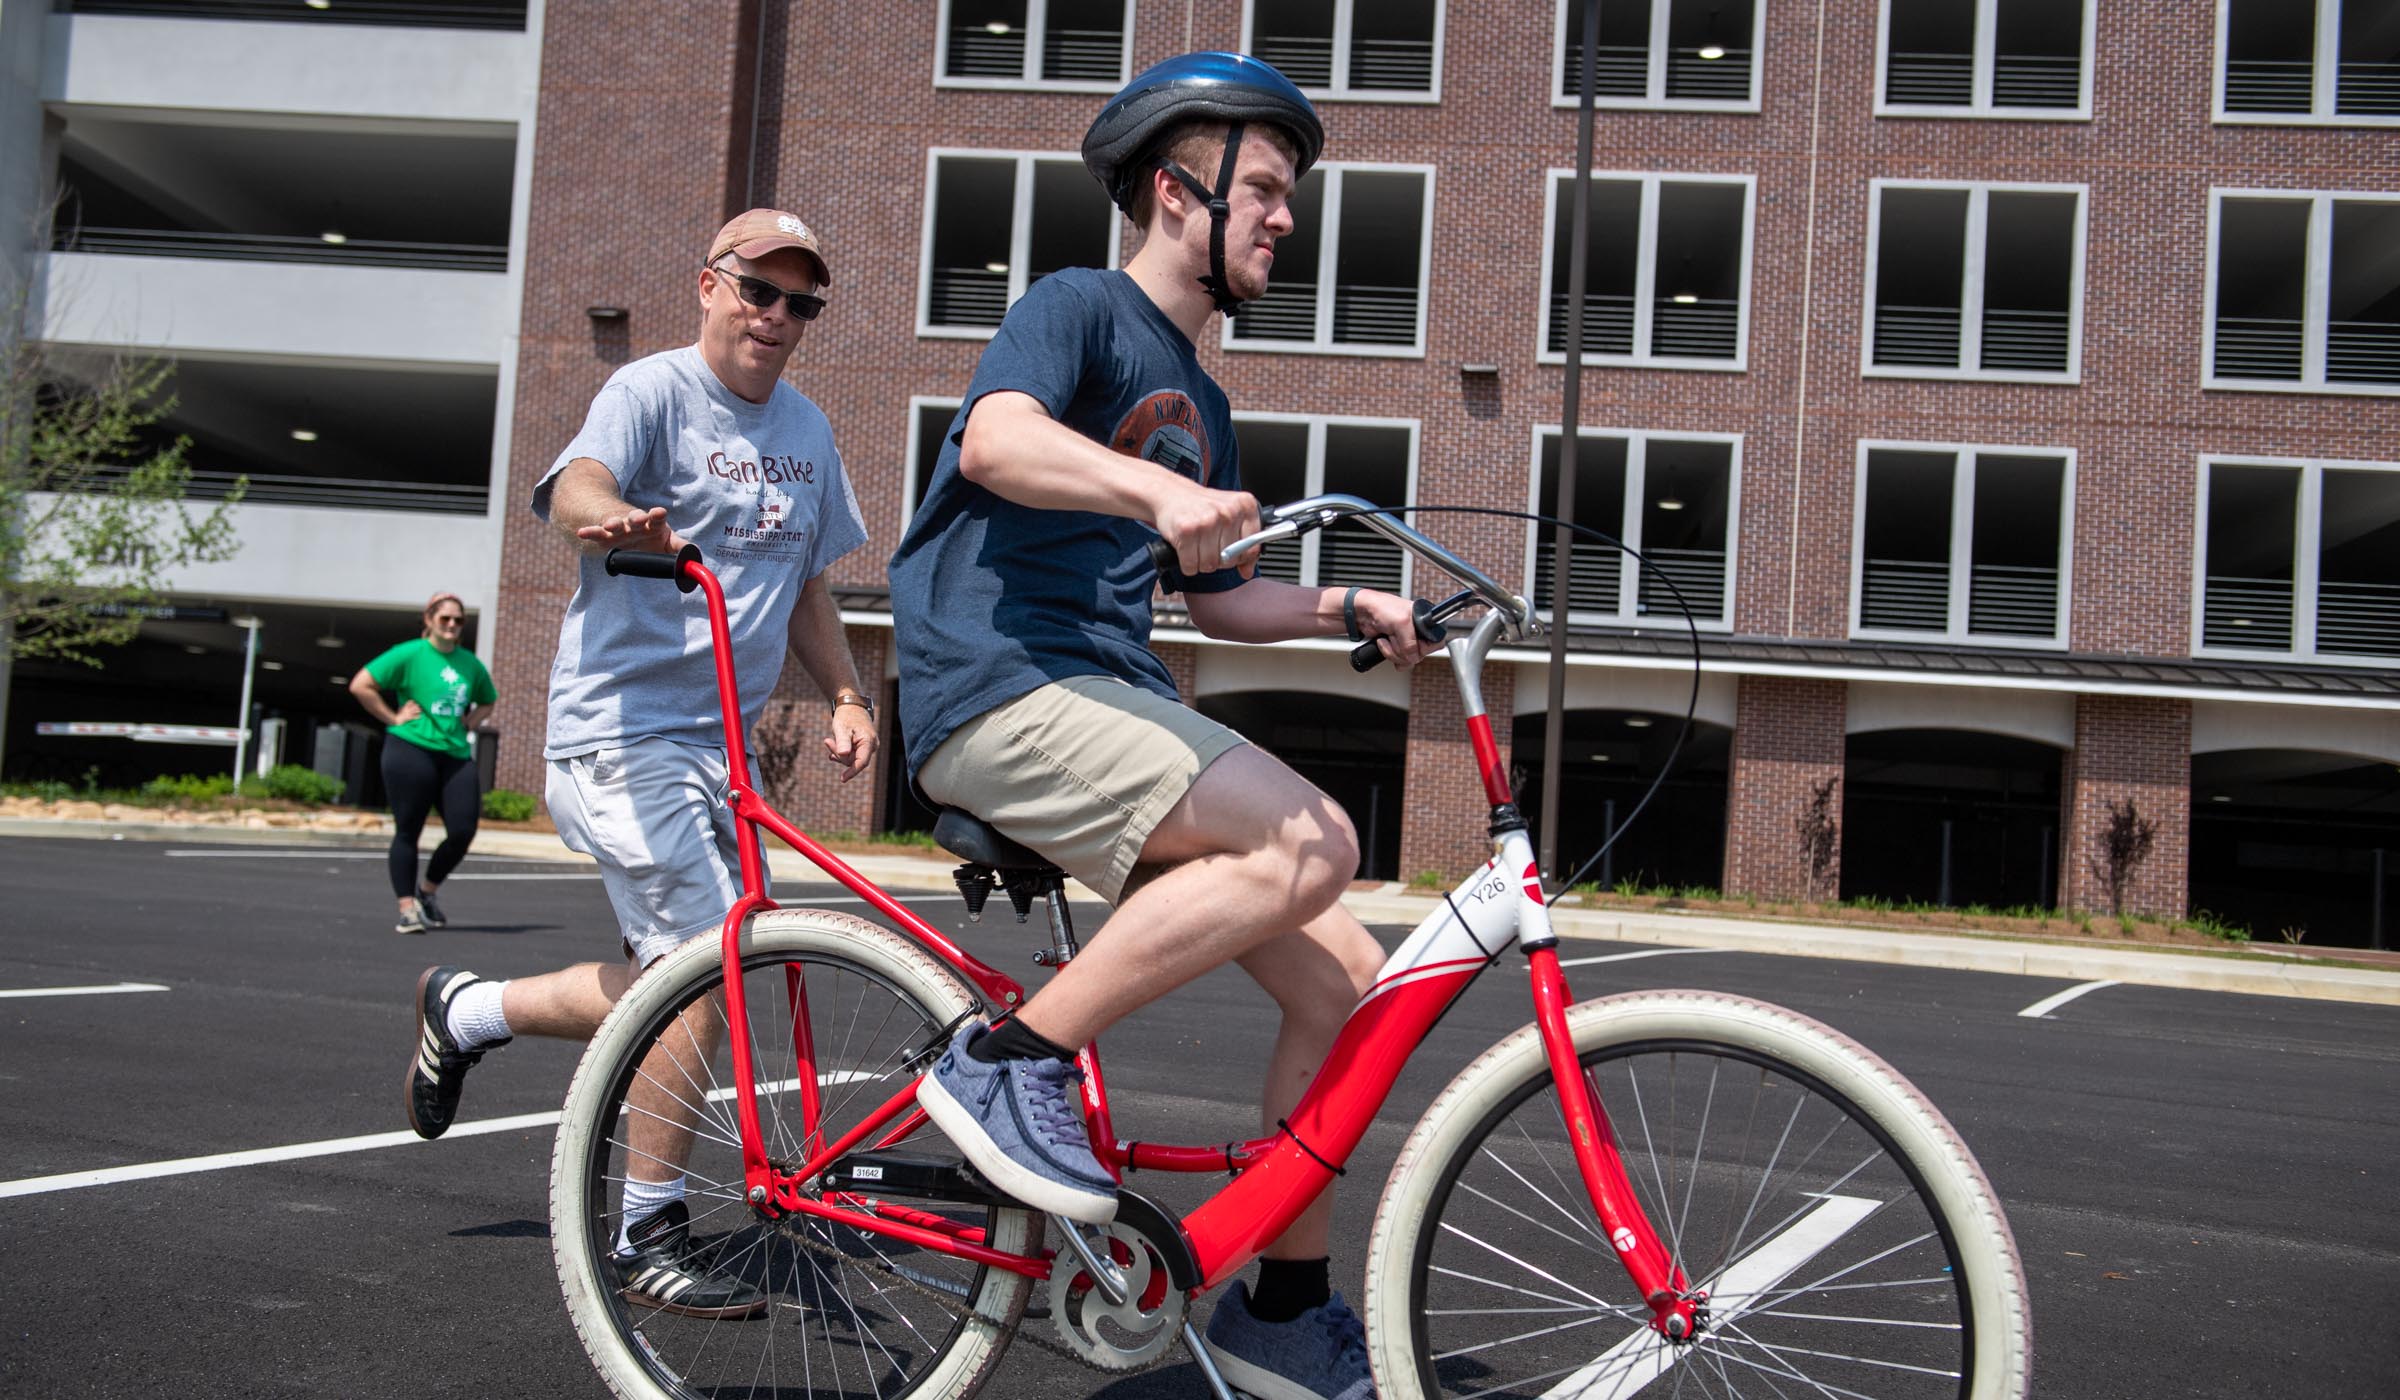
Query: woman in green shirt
xmin=349 ymin=592 xmax=498 ymax=934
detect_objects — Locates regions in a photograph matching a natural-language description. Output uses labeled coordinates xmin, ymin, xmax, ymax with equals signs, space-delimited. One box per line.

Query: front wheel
xmin=551 ymin=908 xmax=1041 ymax=1400
xmin=1365 ymin=990 xmax=2030 ymax=1400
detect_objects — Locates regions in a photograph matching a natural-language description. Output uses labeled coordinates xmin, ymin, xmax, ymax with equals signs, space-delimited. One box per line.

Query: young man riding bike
xmin=888 ymin=52 xmax=1435 ymax=1400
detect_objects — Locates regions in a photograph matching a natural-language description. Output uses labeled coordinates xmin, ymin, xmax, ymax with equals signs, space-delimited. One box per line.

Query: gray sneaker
xmin=1204 ymin=1282 xmax=1375 ymax=1400
xmin=914 ymin=1025 xmax=1117 ymax=1224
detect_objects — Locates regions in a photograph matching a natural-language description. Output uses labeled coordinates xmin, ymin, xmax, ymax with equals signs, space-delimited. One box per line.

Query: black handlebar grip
xmin=1146 ymin=537 xmax=1197 ymax=594
xmin=604 ymin=542 xmax=704 ymax=593
xmin=1350 ymin=597 xmax=1449 ymax=672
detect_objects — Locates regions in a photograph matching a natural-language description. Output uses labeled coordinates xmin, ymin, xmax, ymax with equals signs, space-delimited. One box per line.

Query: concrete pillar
xmin=1398 ymin=658 xmax=1514 ymax=884
xmin=2057 ymin=695 xmax=2190 ymax=919
xmin=1721 ymin=676 xmax=1847 ymax=902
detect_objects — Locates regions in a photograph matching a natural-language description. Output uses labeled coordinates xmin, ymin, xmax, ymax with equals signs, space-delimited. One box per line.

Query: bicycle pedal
xmin=818 ymin=1150 xmax=1010 ymax=1207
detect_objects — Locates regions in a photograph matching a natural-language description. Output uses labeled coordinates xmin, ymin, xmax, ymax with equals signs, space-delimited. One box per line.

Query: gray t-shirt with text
xmin=534 ymin=345 xmax=865 ymax=759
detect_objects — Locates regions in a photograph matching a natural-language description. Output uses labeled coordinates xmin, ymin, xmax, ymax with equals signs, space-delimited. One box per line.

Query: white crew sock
xmin=445 ymin=979 xmax=513 ymax=1051
xmin=618 ymin=1174 xmax=688 ymax=1255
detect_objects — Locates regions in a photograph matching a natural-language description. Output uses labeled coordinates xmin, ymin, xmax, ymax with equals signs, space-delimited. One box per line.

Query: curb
xmin=7 ymin=817 xmax=2395 ymax=1009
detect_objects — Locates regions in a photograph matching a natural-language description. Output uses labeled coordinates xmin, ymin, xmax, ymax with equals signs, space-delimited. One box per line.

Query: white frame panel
xmin=2191 ymin=452 xmax=2400 ymax=668
xmin=901 ymin=394 xmax=966 ymax=531
xmin=2203 ymin=187 xmax=2400 ymax=397
xmin=1240 ymin=0 xmax=1448 ymax=104
xmin=1548 ymin=0 xmax=1769 ymax=113
xmin=2212 ymin=0 xmax=2400 ymax=128
xmin=1534 ymin=169 xmax=1757 ymax=373
xmin=1229 ymin=409 xmax=1422 ymax=595
xmin=932 ymin=0 xmax=1133 ymax=94
xmin=1872 ymin=0 xmax=2097 ymax=120
xmin=915 ymin=148 xmax=1123 ymax=343
xmin=1520 ymin=424 xmax=1744 ymax=632
xmin=1219 ymin=160 xmax=1437 ymax=360
xmin=1860 ymin=178 xmax=2087 ymax=385
xmin=1848 ymin=438 xmax=2078 ymax=651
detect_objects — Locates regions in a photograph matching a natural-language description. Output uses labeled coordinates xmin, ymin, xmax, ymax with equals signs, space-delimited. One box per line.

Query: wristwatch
xmin=832 ymin=689 xmax=876 ymax=720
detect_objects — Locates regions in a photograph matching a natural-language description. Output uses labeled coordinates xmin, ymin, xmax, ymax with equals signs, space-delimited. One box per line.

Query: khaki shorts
xmin=917 ymin=674 xmax=1246 ymax=903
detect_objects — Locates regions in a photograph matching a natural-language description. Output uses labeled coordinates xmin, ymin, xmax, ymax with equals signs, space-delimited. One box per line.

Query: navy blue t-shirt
xmin=889 ymin=267 xmax=1246 ymax=776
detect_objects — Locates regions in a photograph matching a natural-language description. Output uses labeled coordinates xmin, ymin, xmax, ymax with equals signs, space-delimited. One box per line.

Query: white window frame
xmin=1536 ymin=169 xmax=1756 ymax=373
xmin=2204 ymin=188 xmax=2400 ymax=397
xmin=1241 ymin=0 xmax=1447 ymax=104
xmin=902 ymin=395 xmax=965 ymax=530
xmin=915 ymin=149 xmax=1123 ymax=342
xmin=1521 ymin=426 xmax=1743 ymax=632
xmin=1861 ymin=178 xmax=2088 ymax=385
xmin=1231 ymin=411 xmax=1422 ymax=593
xmin=1548 ymin=0 xmax=1768 ymax=112
xmin=1848 ymin=439 xmax=2077 ymax=651
xmin=2191 ymin=453 xmax=2400 ymax=667
xmin=932 ymin=0 xmax=1132 ymax=93
xmin=1220 ymin=161 xmax=1436 ymax=360
xmin=1872 ymin=0 xmax=2096 ymax=120
xmin=2213 ymin=0 xmax=2400 ymax=128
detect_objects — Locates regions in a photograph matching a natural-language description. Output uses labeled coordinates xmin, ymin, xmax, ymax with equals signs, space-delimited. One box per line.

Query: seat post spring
xmin=1044 ymin=884 xmax=1079 ymax=966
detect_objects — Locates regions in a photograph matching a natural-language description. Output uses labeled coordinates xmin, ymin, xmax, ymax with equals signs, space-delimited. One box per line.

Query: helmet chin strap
xmin=1159 ymin=122 xmax=1249 ymax=317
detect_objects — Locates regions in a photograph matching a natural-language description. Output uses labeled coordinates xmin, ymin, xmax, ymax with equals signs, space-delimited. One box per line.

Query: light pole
xmin=230 ymin=614 xmax=262 ymax=785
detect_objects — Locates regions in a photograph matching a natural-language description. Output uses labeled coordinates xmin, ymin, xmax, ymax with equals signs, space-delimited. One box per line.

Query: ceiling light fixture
xmin=1671 ymin=292 xmax=1699 ymax=305
xmin=983 ymin=261 xmax=1010 ymax=275
xmin=1698 ymin=44 xmax=1726 ymax=60
xmin=306 ymin=0 xmax=332 ymax=9
xmin=183 ymin=644 xmax=207 ymax=655
xmin=985 ymin=20 xmax=1010 ymax=34
xmin=319 ymin=230 xmax=347 ymax=244
xmin=1656 ymin=496 xmax=1685 ymax=511
xmin=261 ymin=660 xmax=285 ymax=671
xmin=315 ymin=615 xmax=345 ymax=649
xmin=1623 ymin=715 xmax=1654 ymax=728
xmin=289 ymin=428 xmax=318 ymax=442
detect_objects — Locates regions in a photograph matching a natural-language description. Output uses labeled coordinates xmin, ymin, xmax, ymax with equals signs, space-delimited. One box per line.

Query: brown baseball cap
xmin=708 ymin=208 xmax=832 ymax=287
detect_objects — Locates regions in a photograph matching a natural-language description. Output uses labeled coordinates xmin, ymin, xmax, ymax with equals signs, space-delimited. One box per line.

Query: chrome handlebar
xmin=1222 ymin=495 xmax=1538 ymax=639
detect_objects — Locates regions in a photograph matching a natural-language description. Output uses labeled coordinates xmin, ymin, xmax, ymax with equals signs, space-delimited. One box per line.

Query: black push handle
xmin=1146 ymin=537 xmax=1196 ymax=594
xmin=604 ymin=542 xmax=704 ymax=593
xmin=1351 ymin=597 xmax=1449 ymax=672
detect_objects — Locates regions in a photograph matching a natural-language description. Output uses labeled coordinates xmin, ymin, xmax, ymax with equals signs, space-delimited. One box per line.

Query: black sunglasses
xmin=708 ymin=262 xmax=826 ymax=321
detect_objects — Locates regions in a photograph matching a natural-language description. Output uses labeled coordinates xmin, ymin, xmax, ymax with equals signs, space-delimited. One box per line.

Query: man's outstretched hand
xmin=575 ymin=505 xmax=686 ymax=555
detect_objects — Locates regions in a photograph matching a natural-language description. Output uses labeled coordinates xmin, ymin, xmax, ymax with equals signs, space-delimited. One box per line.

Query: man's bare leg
xmin=499 ymin=958 xmax=720 ymax=1188
xmin=1235 ymin=907 xmax=1385 ymax=1260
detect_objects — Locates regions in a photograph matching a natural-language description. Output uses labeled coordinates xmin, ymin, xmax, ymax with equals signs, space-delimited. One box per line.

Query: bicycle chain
xmin=768 ymin=1209 xmax=1189 ymax=1377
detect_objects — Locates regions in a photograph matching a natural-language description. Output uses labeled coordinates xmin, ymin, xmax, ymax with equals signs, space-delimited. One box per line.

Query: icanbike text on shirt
xmin=708 ymin=449 xmax=817 ymax=486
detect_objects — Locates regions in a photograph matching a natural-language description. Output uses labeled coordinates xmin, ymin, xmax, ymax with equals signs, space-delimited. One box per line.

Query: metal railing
xmin=1042 ymin=27 xmax=1123 ymax=81
xmin=1990 ymin=53 xmax=2081 ymax=108
xmin=2326 ymin=321 xmax=2400 ymax=386
xmin=55 ymin=0 xmax=525 ymax=28
xmin=2337 ymin=61 xmax=2400 ymax=117
xmin=1533 ymin=539 xmax=1624 ymax=615
xmin=1350 ymin=37 xmax=1435 ymax=91
xmin=2317 ymin=579 xmax=2400 ymax=657
xmin=1649 ymin=298 xmax=1741 ymax=360
xmin=81 ymin=465 xmax=488 ymax=514
xmin=1665 ymin=47 xmax=1753 ymax=101
xmin=946 ymin=27 xmax=1024 ymax=78
xmin=1331 ymin=285 xmax=1420 ymax=346
xmin=1636 ymin=547 xmax=1728 ymax=620
xmin=1873 ymin=305 xmax=1963 ymax=368
xmin=55 ymin=226 xmax=507 ymax=272
xmin=1232 ymin=282 xmax=1320 ymax=341
xmin=1980 ymin=307 xmax=2072 ymax=374
xmin=1253 ymin=34 xmax=1335 ymax=88
xmin=1560 ymin=44 xmax=1651 ymax=98
xmin=1966 ymin=564 xmax=2059 ymax=637
xmin=2201 ymin=576 xmax=2295 ymax=650
xmin=1546 ymin=292 xmax=1637 ymax=356
xmin=1885 ymin=51 xmax=1972 ymax=105
xmin=2213 ymin=316 xmax=2305 ymax=380
xmin=1860 ymin=558 xmax=1949 ymax=632
xmin=2224 ymin=58 xmax=2313 ymax=113
xmin=927 ymin=266 xmax=1010 ymax=328
xmin=1319 ymin=527 xmax=1405 ymax=592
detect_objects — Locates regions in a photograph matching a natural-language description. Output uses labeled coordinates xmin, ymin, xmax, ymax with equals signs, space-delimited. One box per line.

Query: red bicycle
xmin=551 ymin=496 xmax=2030 ymax=1400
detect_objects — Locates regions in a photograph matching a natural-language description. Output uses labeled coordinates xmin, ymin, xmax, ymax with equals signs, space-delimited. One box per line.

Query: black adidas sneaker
xmin=405 ymin=965 xmax=502 ymax=1139
xmin=611 ymin=1200 xmax=771 ymax=1320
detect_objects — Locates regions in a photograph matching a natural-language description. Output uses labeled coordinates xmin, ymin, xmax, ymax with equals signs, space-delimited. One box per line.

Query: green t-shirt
xmin=364 ymin=638 xmax=497 ymax=758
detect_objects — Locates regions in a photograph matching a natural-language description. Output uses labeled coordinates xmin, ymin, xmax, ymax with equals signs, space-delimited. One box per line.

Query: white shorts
xmin=546 ymin=736 xmax=768 ymax=968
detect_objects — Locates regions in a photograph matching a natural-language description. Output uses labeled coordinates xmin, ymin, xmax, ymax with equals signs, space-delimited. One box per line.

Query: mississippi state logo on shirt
xmin=1110 ymin=391 xmax=1210 ymax=482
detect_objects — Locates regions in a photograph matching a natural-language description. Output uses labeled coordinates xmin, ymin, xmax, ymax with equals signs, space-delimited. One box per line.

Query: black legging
xmin=382 ymin=735 xmax=481 ymax=899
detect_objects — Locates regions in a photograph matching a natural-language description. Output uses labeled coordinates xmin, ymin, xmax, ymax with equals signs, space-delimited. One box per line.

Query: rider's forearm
xmin=546 ymin=459 xmax=636 ymax=549
xmin=1184 ymin=578 xmax=1350 ymax=644
xmin=784 ymin=576 xmax=865 ymax=704
xmin=958 ymin=392 xmax=1190 ymax=523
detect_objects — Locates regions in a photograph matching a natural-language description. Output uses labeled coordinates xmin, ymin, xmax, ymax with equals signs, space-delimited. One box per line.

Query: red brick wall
xmin=1399 ymin=658 xmax=1514 ymax=883
xmin=2057 ymin=695 xmax=2191 ymax=919
xmin=1722 ymin=677 xmax=1846 ymax=901
xmin=758 ymin=624 xmax=888 ymax=835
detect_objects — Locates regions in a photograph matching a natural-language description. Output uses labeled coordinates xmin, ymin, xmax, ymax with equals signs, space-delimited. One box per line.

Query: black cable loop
xmin=1302 ymin=503 xmax=1704 ymax=907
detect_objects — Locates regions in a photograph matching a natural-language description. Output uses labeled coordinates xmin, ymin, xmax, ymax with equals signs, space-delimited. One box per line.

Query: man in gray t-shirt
xmin=400 ymin=208 xmax=872 ymax=1320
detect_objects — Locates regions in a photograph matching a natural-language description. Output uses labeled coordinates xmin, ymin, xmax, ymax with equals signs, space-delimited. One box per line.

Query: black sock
xmin=1249 ymin=1257 xmax=1331 ymax=1323
xmin=966 ymin=1018 xmax=1076 ymax=1065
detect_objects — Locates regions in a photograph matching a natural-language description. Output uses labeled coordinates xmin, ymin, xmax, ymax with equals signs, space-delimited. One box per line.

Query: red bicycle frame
xmin=655 ymin=514 xmax=1701 ymax=1336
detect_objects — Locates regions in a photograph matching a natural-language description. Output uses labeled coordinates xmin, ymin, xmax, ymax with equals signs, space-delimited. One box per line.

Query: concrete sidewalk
xmin=7 ymin=814 xmax=2397 ymax=1009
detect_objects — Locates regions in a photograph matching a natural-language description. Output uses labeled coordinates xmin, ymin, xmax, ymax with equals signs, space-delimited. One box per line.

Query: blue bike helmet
xmin=1082 ymin=51 xmax=1324 ymax=314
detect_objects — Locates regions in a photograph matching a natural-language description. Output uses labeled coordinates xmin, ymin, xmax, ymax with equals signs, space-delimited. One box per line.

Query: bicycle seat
xmin=932 ymin=809 xmax=1060 ymax=877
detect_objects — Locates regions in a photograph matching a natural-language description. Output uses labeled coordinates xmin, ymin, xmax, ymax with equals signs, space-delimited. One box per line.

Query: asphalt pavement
xmin=1 ymin=833 xmax=2395 ymax=1398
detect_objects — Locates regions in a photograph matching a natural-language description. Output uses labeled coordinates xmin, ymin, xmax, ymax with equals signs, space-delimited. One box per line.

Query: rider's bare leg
xmin=1009 ymin=743 xmax=1360 ymax=1049
xmin=1235 ymin=908 xmax=1384 ymax=1259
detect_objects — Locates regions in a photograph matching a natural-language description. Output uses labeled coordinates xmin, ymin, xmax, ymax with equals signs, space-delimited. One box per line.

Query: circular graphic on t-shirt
xmin=1110 ymin=391 xmax=1211 ymax=482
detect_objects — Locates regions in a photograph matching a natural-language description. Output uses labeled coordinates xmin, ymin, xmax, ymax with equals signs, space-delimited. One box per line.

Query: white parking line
xmin=0 ymin=1072 xmax=876 ymax=1200
xmin=0 ymin=982 xmax=168 ymax=1000
xmin=1558 ymin=948 xmax=1721 ymax=968
xmin=2018 ymin=979 xmax=2121 ymax=1019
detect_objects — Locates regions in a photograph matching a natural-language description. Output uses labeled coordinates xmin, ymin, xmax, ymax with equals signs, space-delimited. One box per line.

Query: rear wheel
xmin=1365 ymin=990 xmax=2030 ymax=1400
xmin=552 ymin=909 xmax=1040 ymax=1400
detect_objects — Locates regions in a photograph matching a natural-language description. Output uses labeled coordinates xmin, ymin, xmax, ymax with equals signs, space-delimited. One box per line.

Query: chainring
xmin=1047 ymin=1219 xmax=1186 ymax=1370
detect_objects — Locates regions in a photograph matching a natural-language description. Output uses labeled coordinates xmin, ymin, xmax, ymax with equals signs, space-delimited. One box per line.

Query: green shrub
xmin=1407 ymin=869 xmax=1448 ymax=891
xmin=142 ymin=773 xmax=236 ymax=802
xmin=261 ymin=764 xmax=343 ymax=805
xmin=481 ymin=787 xmax=536 ymax=822
xmin=3 ymin=779 xmax=76 ymax=801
